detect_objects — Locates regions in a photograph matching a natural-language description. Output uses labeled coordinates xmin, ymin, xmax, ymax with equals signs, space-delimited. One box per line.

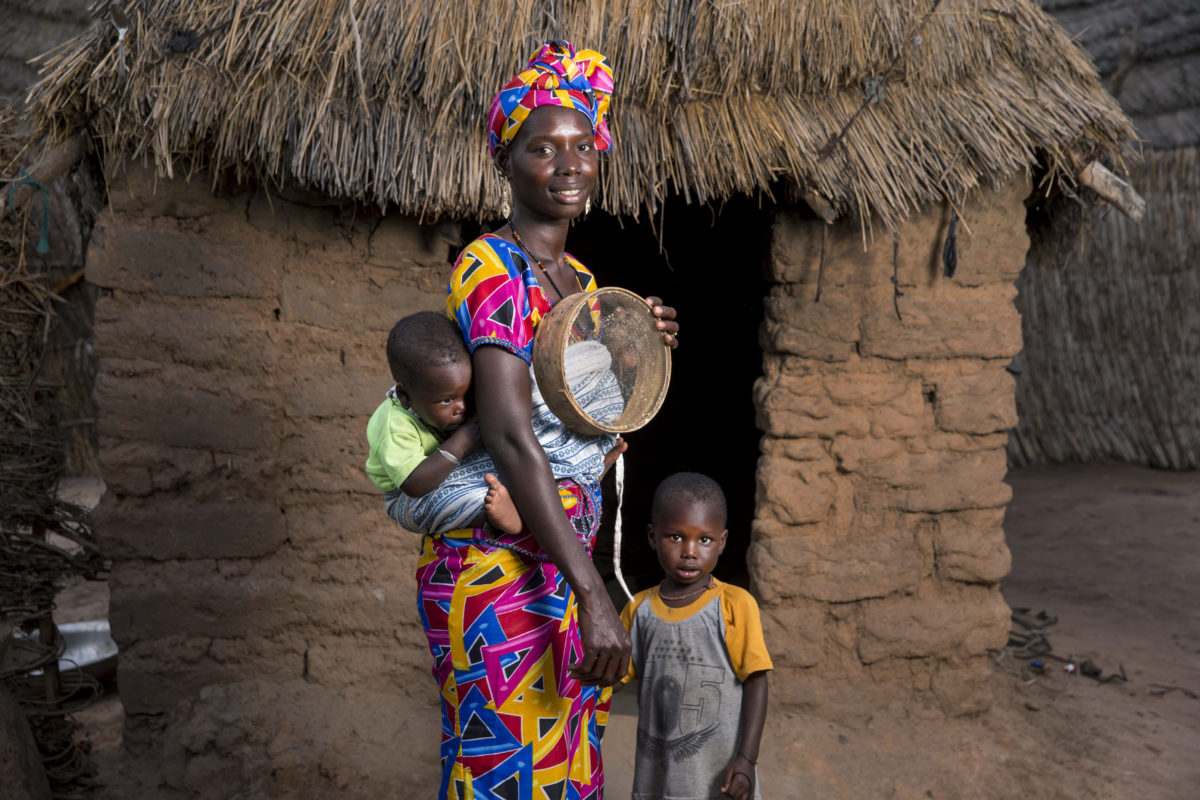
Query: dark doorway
xmin=567 ymin=194 xmax=771 ymax=595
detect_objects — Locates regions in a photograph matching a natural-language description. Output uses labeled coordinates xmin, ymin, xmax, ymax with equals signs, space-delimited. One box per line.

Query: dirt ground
xmin=58 ymin=464 xmax=1200 ymax=798
xmin=601 ymin=463 xmax=1200 ymax=800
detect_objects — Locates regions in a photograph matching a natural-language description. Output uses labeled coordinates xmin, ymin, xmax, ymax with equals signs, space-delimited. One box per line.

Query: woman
xmin=415 ymin=41 xmax=679 ymax=800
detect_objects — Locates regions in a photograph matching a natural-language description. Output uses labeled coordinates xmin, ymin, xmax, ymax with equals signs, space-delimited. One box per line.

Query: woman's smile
xmin=551 ymin=186 xmax=584 ymax=201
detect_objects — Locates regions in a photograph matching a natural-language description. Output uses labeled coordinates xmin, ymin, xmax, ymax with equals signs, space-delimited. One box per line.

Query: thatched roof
xmin=0 ymin=1 xmax=89 ymax=107
xmin=24 ymin=0 xmax=1135 ymax=225
xmin=1009 ymin=145 xmax=1200 ymax=468
xmin=1044 ymin=0 xmax=1200 ymax=150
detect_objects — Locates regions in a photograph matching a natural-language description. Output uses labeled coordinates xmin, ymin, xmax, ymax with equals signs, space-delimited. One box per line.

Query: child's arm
xmin=399 ymin=421 xmax=481 ymax=497
xmin=721 ymin=670 xmax=768 ymax=800
xmin=613 ymin=594 xmax=641 ymax=694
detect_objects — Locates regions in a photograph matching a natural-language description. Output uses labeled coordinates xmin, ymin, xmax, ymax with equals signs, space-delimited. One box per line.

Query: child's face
xmin=399 ymin=361 xmax=471 ymax=435
xmin=648 ymin=498 xmax=728 ymax=589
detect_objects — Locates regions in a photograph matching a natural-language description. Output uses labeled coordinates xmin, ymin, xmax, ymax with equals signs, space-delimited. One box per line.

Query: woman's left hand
xmin=645 ymin=296 xmax=679 ymax=349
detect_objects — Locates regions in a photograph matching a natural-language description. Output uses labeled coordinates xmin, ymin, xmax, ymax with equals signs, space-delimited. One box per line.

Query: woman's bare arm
xmin=473 ymin=345 xmax=630 ymax=686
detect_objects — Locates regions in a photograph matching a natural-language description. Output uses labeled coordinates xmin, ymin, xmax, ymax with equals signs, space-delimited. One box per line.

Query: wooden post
xmin=1077 ymin=161 xmax=1146 ymax=222
xmin=37 ymin=616 xmax=62 ymax=711
xmin=0 ymin=134 xmax=87 ymax=217
xmin=803 ymin=189 xmax=838 ymax=225
xmin=31 ymin=519 xmax=63 ymax=710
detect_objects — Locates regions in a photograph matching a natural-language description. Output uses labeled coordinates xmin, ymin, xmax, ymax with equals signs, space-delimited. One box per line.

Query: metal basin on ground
xmin=3 ymin=620 xmax=119 ymax=683
xmin=52 ymin=620 xmax=118 ymax=682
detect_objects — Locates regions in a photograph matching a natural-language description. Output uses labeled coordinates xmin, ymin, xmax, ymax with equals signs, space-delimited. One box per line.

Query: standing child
xmin=364 ymin=311 xmax=521 ymax=533
xmin=620 ymin=472 xmax=772 ymax=800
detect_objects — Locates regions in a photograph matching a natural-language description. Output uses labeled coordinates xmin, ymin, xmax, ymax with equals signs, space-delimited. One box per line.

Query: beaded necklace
xmin=658 ymin=576 xmax=715 ymax=603
xmin=509 ymin=221 xmax=582 ymax=301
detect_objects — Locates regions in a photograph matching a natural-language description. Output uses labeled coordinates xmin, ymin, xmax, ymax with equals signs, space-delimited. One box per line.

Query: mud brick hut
xmin=15 ymin=1 xmax=1135 ymax=795
xmin=1011 ymin=0 xmax=1200 ymax=468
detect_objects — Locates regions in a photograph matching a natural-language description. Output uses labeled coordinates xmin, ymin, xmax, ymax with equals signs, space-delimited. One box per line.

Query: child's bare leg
xmin=483 ymin=473 xmax=523 ymax=534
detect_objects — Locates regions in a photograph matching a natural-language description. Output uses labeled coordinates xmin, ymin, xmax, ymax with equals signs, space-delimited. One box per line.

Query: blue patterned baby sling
xmin=387 ymin=340 xmax=623 ymax=533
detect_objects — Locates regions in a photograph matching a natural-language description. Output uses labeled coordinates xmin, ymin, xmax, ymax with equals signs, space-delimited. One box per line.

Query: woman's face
xmin=496 ymin=105 xmax=597 ymax=222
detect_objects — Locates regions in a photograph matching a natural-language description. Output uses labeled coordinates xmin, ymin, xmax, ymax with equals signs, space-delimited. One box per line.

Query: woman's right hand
xmin=473 ymin=345 xmax=631 ymax=685
xmin=569 ymin=592 xmax=631 ymax=687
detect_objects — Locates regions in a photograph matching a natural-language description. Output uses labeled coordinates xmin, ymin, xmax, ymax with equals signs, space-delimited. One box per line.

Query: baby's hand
xmin=720 ymin=754 xmax=755 ymax=800
xmin=446 ymin=419 xmax=482 ymax=456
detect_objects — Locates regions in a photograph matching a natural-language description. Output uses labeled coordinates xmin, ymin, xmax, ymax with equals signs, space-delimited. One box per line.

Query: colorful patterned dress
xmin=417 ymin=235 xmax=610 ymax=800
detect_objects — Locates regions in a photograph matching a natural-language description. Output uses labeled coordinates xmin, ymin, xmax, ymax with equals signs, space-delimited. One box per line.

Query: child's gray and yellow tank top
xmin=620 ymin=579 xmax=773 ymax=800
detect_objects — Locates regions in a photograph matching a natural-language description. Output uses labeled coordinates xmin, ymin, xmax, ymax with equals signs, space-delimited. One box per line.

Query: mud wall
xmin=90 ymin=164 xmax=1029 ymax=794
xmin=752 ymin=178 xmax=1028 ymax=717
xmin=88 ymin=164 xmax=451 ymax=795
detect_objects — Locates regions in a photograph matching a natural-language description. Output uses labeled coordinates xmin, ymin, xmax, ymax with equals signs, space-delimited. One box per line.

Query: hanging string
xmin=7 ymin=171 xmax=52 ymax=254
xmin=611 ymin=453 xmax=634 ymax=604
xmin=891 ymin=232 xmax=903 ymax=321
xmin=814 ymin=224 xmax=827 ymax=303
xmin=942 ymin=208 xmax=959 ymax=278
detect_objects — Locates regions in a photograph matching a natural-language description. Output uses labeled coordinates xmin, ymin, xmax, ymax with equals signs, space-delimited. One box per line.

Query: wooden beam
xmin=803 ymin=189 xmax=837 ymax=224
xmin=1077 ymin=160 xmax=1146 ymax=222
xmin=0 ymin=134 xmax=87 ymax=217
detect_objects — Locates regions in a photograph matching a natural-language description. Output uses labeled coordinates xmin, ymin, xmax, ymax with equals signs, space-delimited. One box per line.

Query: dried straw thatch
xmin=1008 ymin=146 xmax=1200 ymax=469
xmin=23 ymin=0 xmax=1134 ymax=225
xmin=1045 ymin=0 xmax=1200 ymax=150
xmin=1 ymin=110 xmax=105 ymax=793
xmin=1007 ymin=0 xmax=1200 ymax=468
xmin=0 ymin=1 xmax=91 ymax=107
xmin=0 ymin=106 xmax=105 ymax=622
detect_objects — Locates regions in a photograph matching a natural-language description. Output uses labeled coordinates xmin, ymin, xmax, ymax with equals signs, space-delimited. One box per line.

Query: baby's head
xmin=386 ymin=312 xmax=471 ymax=435
xmin=648 ymin=472 xmax=728 ymax=588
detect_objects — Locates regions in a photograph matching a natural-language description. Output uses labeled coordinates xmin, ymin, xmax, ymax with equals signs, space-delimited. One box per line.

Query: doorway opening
xmin=567 ymin=193 xmax=772 ymax=596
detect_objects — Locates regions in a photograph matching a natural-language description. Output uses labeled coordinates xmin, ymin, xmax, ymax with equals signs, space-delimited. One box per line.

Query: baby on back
xmin=364 ymin=311 xmax=521 ymax=533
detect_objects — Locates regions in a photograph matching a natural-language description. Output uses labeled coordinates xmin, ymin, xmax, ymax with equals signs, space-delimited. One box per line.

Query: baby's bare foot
xmin=484 ymin=473 xmax=523 ymax=534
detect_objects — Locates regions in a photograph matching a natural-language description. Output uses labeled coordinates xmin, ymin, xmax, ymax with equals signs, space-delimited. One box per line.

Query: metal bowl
xmin=52 ymin=620 xmax=118 ymax=682
xmin=7 ymin=620 xmax=120 ymax=683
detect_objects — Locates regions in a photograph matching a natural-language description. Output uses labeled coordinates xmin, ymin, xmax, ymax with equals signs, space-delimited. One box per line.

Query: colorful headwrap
xmin=487 ymin=40 xmax=614 ymax=156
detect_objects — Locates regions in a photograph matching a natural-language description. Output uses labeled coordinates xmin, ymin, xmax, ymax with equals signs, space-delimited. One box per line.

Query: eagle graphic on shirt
xmin=635 ymin=667 xmax=724 ymax=762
